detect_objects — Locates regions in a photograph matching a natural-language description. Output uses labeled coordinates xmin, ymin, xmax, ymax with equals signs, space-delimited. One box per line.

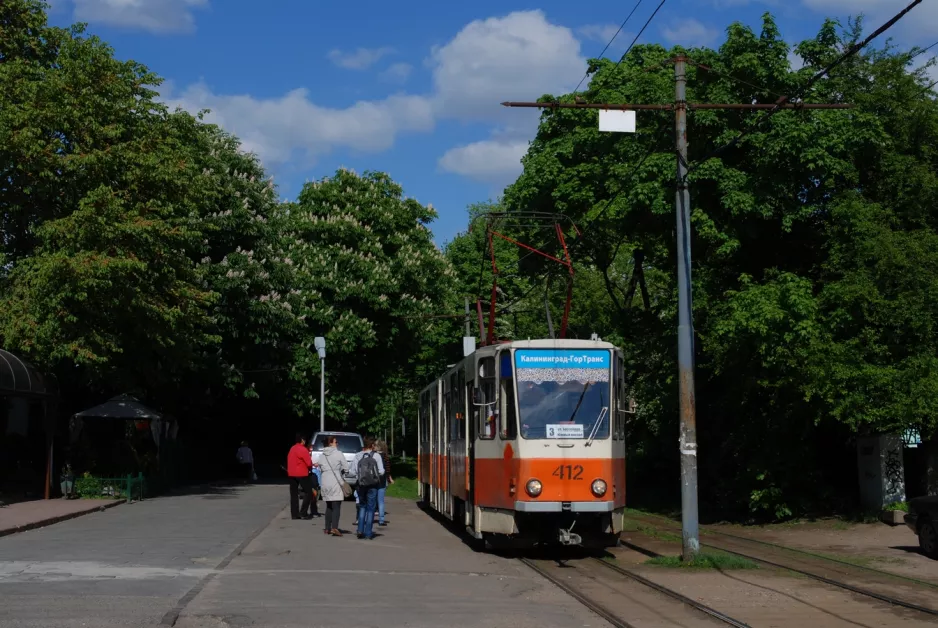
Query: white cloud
xmin=661 ymin=18 xmax=720 ymax=47
xmin=381 ymin=63 xmax=413 ymax=83
xmin=158 ymin=10 xmax=585 ymax=186
xmin=327 ymin=47 xmax=395 ymax=70
xmin=438 ymin=139 xmax=529 ymax=185
xmin=800 ymin=0 xmax=938 ymax=39
xmin=576 ymin=24 xmax=634 ymax=54
xmin=70 ymin=0 xmax=208 ymax=34
xmin=428 ymin=10 xmax=586 ymax=122
xmin=429 ymin=11 xmax=587 ymax=186
xmin=788 ymin=49 xmax=806 ymax=70
xmin=161 ymin=82 xmax=434 ymax=164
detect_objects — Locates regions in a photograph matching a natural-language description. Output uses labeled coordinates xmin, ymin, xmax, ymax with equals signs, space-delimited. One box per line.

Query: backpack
xmin=358 ymin=451 xmax=380 ymax=488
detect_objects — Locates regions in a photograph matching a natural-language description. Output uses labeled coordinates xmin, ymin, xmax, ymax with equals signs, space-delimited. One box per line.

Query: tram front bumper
xmin=514 ymin=501 xmax=615 ymax=513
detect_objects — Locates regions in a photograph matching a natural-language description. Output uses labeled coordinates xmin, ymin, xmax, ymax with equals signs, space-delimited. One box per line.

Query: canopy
xmin=70 ymin=394 xmax=176 ymax=448
xmin=73 ymin=393 xmax=163 ymax=420
xmin=0 ymin=349 xmax=57 ymax=398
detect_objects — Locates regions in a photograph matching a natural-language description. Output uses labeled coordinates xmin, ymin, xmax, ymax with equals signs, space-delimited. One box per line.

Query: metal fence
xmin=74 ymin=472 xmax=146 ymax=501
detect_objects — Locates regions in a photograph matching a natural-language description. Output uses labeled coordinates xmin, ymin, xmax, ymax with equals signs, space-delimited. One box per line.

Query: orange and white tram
xmin=418 ymin=338 xmax=628 ymax=548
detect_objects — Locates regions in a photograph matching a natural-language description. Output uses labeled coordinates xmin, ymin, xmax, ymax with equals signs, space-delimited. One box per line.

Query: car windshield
xmin=312 ymin=434 xmax=362 ymax=454
xmin=514 ymin=349 xmax=611 ymax=440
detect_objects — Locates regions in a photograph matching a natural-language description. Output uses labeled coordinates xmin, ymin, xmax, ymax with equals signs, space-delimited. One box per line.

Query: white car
xmin=310 ymin=431 xmax=363 ymax=487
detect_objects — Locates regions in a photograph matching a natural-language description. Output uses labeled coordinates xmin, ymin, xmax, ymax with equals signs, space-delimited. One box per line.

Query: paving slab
xmin=0 ymin=484 xmax=286 ymax=628
xmin=174 ymin=498 xmax=610 ymax=628
xmin=0 ymin=498 xmax=125 ymax=538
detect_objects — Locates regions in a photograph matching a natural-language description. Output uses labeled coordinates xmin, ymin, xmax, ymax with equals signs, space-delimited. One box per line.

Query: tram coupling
xmin=559 ymin=526 xmax=582 ymax=546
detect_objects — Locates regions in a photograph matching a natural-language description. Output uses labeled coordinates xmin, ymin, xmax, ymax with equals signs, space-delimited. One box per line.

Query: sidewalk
xmin=173 ymin=497 xmax=608 ymax=628
xmin=0 ymin=498 xmax=124 ymax=538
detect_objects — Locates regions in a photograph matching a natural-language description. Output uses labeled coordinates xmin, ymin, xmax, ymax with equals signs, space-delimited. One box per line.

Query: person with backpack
xmin=350 ymin=437 xmax=384 ymax=540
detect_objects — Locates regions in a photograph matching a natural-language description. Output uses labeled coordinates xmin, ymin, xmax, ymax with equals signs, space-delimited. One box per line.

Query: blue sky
xmin=47 ymin=0 xmax=936 ymax=246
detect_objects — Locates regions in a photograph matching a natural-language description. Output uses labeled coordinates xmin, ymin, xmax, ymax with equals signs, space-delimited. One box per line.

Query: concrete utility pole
xmin=502 ymin=64 xmax=850 ymax=562
xmin=672 ymin=55 xmax=699 ymax=560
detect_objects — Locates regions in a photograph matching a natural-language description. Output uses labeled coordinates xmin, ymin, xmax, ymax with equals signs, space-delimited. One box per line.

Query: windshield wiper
xmin=586 ymin=407 xmax=608 ymax=447
xmin=565 ymin=382 xmax=591 ymax=424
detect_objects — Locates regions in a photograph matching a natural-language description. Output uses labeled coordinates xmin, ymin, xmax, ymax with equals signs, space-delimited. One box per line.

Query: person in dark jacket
xmin=286 ymin=433 xmax=313 ymax=520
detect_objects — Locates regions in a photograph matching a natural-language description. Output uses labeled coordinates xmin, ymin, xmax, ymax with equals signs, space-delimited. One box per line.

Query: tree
xmin=502 ymin=12 xmax=938 ymax=517
xmin=283 ymin=169 xmax=457 ymax=425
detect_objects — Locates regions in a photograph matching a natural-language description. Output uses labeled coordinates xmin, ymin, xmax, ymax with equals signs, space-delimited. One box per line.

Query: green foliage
xmin=0 ymin=1 xmax=457 ymax=464
xmin=74 ymin=472 xmax=103 ymax=498
xmin=499 ymin=12 xmax=938 ymax=519
xmin=283 ymin=169 xmax=456 ymax=422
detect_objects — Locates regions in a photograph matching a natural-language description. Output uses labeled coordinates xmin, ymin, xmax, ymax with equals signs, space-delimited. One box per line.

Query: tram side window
xmin=419 ymin=393 xmax=427 ymax=441
xmin=615 ymin=355 xmax=627 ymax=441
xmin=477 ymin=357 xmax=496 ymax=440
xmin=499 ymin=352 xmax=517 ymax=440
xmin=455 ymin=371 xmax=466 ymax=440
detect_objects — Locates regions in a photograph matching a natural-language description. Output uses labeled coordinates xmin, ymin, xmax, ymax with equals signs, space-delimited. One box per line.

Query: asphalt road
xmin=0 ymin=485 xmax=608 ymax=628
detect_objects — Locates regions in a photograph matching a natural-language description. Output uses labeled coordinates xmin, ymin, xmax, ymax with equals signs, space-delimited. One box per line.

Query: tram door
xmin=430 ymin=391 xmax=439 ymax=509
xmin=441 ymin=378 xmax=451 ymax=517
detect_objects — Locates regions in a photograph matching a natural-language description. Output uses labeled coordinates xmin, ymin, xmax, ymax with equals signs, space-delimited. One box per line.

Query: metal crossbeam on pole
xmin=502 ymin=57 xmax=852 ymax=562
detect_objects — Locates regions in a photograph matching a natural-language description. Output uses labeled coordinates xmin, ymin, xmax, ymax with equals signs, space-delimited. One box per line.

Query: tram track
xmin=520 ymin=555 xmax=752 ymax=628
xmin=623 ymin=513 xmax=938 ymax=619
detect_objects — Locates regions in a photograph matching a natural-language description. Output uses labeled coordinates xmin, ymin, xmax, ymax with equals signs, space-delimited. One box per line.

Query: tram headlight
xmin=591 ymin=479 xmax=608 ymax=497
xmin=525 ymin=479 xmax=543 ymax=497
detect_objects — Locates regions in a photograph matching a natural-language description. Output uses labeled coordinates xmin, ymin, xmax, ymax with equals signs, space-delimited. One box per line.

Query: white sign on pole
xmin=598 ymin=109 xmax=636 ymax=133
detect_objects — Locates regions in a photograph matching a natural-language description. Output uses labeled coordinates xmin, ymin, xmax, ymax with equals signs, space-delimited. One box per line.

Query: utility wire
xmin=615 ymin=0 xmax=670 ymax=71
xmin=573 ymin=0 xmax=646 ymax=94
xmin=910 ymin=40 xmax=938 ymax=61
xmin=565 ymin=0 xmax=671 ymax=248
xmin=687 ymin=0 xmax=923 ymax=176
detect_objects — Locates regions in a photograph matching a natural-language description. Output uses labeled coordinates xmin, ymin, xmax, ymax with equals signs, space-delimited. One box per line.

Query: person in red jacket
xmin=287 ymin=433 xmax=313 ymax=520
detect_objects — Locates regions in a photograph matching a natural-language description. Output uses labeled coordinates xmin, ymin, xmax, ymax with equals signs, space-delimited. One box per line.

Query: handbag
xmin=323 ymin=453 xmax=352 ymax=498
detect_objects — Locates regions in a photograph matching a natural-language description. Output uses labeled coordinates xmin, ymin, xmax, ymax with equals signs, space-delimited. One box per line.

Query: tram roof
xmin=480 ymin=338 xmax=618 ymax=350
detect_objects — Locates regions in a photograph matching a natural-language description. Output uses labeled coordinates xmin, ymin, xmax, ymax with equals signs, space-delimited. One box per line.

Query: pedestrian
xmin=308 ymin=442 xmax=322 ymax=518
xmin=374 ymin=439 xmax=393 ymax=527
xmin=351 ymin=436 xmax=384 ymax=540
xmin=236 ymin=441 xmax=254 ymax=484
xmin=319 ymin=435 xmax=350 ymax=536
xmin=286 ymin=433 xmax=312 ymax=520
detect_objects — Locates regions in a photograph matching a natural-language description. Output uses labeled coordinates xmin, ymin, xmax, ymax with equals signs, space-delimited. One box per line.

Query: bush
xmin=74 ymin=472 xmax=102 ymax=498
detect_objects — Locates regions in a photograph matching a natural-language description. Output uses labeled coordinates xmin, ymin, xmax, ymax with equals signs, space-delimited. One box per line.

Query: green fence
xmin=74 ymin=472 xmax=146 ymax=501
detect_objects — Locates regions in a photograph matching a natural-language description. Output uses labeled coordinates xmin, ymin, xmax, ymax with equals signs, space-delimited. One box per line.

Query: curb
xmin=0 ymin=499 xmax=126 ymax=539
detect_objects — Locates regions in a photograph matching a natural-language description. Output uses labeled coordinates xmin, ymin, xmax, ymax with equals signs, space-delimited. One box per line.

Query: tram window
xmin=477 ymin=357 xmax=497 ymax=440
xmin=454 ymin=371 xmax=466 ymax=439
xmin=498 ymin=352 xmax=517 ymax=440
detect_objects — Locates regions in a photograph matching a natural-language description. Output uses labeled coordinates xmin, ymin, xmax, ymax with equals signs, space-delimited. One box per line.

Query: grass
xmin=386 ymin=476 xmax=418 ymax=500
xmin=385 ymin=456 xmax=418 ymax=500
xmin=646 ymin=552 xmax=759 ymax=570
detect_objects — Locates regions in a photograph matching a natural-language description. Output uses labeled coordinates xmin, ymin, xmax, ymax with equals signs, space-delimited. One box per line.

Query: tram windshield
xmin=513 ymin=348 xmax=611 ymax=440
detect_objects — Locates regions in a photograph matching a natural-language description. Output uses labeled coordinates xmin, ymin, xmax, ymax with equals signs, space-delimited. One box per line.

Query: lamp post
xmin=314 ymin=337 xmax=326 ymax=433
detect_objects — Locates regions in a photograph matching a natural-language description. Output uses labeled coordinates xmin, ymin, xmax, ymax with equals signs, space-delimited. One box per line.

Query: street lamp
xmin=314 ymin=337 xmax=326 ymax=433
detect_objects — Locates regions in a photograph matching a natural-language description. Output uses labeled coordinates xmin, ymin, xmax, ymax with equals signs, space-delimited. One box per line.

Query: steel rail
xmin=521 ymin=556 xmax=752 ymax=628
xmin=519 ymin=558 xmax=636 ymax=628
xmin=625 ymin=515 xmax=938 ymax=617
xmin=628 ymin=512 xmax=938 ymax=590
xmin=590 ymin=557 xmax=752 ymax=628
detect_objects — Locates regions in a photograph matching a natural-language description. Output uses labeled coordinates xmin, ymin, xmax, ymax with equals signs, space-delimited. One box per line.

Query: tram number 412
xmin=552 ymin=464 xmax=584 ymax=480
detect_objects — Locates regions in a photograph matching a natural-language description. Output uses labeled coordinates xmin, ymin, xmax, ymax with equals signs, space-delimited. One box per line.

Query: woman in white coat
xmin=319 ymin=436 xmax=349 ymax=536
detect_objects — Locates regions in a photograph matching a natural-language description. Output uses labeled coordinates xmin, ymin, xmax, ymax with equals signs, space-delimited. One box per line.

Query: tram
xmin=418 ymin=338 xmax=628 ymax=549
